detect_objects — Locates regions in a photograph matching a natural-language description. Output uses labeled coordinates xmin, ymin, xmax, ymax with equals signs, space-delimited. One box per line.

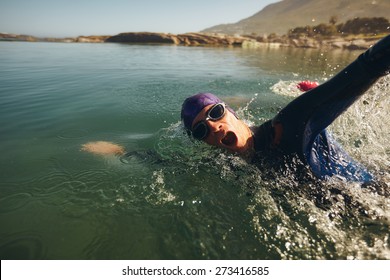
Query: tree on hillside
xmin=329 ymin=16 xmax=338 ymax=25
xmin=339 ymin=17 xmax=389 ymax=34
xmin=314 ymin=23 xmax=338 ymax=36
xmin=288 ymin=17 xmax=389 ymax=37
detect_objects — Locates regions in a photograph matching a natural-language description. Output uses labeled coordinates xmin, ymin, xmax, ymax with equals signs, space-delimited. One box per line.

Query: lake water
xmin=0 ymin=41 xmax=389 ymax=259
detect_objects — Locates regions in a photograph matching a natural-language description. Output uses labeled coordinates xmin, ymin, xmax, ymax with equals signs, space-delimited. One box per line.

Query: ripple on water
xmin=56 ymin=128 xmax=90 ymax=139
xmin=30 ymin=171 xmax=71 ymax=196
xmin=0 ymin=192 xmax=32 ymax=214
xmin=0 ymin=231 xmax=46 ymax=259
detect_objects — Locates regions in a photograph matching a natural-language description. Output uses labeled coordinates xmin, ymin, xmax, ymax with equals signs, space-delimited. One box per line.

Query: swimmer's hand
xmin=81 ymin=141 xmax=125 ymax=156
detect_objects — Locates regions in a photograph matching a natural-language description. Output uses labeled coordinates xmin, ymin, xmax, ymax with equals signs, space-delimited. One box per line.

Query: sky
xmin=0 ymin=0 xmax=280 ymax=37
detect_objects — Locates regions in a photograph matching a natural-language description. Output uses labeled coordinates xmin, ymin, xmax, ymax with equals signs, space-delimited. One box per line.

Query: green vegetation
xmin=288 ymin=17 xmax=390 ymax=38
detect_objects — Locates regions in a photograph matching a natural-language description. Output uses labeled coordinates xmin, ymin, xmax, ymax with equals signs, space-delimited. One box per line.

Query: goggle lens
xmin=192 ymin=122 xmax=208 ymax=140
xmin=208 ymin=103 xmax=225 ymax=120
xmin=191 ymin=103 xmax=226 ymax=140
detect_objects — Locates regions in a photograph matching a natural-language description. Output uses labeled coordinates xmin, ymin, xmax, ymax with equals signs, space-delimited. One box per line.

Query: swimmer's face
xmin=191 ymin=103 xmax=253 ymax=154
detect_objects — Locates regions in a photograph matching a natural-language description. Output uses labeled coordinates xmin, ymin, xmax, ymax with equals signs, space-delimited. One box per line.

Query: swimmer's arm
xmin=81 ymin=141 xmax=125 ymax=156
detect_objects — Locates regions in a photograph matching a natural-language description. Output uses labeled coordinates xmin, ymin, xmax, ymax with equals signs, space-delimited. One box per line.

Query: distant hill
xmin=202 ymin=0 xmax=390 ymax=35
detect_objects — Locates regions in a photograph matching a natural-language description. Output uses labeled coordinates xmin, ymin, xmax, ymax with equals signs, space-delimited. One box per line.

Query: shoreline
xmin=0 ymin=32 xmax=386 ymax=50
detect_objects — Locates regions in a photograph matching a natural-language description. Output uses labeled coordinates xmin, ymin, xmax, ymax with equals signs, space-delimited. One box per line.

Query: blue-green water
xmin=0 ymin=41 xmax=389 ymax=259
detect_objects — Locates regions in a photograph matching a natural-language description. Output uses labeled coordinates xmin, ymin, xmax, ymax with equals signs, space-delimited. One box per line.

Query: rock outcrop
xmin=241 ymin=34 xmax=380 ymax=50
xmin=104 ymin=32 xmax=246 ymax=46
xmin=105 ymin=32 xmax=177 ymax=44
xmin=176 ymin=33 xmax=245 ymax=46
xmin=0 ymin=33 xmax=109 ymax=43
xmin=0 ymin=33 xmax=38 ymax=42
xmin=75 ymin=36 xmax=110 ymax=43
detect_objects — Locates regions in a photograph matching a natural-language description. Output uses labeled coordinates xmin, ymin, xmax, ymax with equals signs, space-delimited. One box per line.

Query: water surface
xmin=0 ymin=42 xmax=389 ymax=259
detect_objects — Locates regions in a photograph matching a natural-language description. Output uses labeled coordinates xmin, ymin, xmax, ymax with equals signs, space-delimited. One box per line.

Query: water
xmin=0 ymin=41 xmax=388 ymax=259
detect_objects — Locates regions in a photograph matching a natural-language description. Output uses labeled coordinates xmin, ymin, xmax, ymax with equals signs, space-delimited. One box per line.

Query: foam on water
xmin=270 ymin=76 xmax=390 ymax=175
xmin=258 ymin=77 xmax=389 ymax=258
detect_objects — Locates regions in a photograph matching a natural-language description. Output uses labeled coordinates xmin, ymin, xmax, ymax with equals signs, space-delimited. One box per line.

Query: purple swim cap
xmin=181 ymin=93 xmax=236 ymax=130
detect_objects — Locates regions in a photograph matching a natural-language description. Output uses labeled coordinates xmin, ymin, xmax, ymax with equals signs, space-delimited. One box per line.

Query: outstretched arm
xmin=274 ymin=34 xmax=390 ymax=154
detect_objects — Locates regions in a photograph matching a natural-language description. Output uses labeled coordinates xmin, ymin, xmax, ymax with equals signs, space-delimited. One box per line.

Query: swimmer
xmin=181 ymin=34 xmax=390 ymax=182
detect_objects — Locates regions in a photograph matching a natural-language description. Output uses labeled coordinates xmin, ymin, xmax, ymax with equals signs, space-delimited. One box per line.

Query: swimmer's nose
xmin=206 ymin=120 xmax=223 ymax=133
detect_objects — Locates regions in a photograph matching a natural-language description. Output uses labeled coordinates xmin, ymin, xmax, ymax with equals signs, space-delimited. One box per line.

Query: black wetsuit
xmin=251 ymin=34 xmax=390 ymax=183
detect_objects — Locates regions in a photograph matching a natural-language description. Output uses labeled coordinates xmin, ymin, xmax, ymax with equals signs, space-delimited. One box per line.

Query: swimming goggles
xmin=191 ymin=103 xmax=226 ymax=140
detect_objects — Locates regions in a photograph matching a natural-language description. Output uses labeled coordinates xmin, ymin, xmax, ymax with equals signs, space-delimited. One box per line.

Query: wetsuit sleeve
xmin=272 ymin=34 xmax=390 ymax=182
xmin=274 ymin=34 xmax=390 ymax=155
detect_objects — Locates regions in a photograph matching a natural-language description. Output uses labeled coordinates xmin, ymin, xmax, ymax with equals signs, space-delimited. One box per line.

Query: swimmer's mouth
xmin=221 ymin=131 xmax=237 ymax=146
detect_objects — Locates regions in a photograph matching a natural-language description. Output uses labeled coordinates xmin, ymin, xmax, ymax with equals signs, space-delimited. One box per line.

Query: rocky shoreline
xmin=0 ymin=31 xmax=383 ymax=50
xmin=242 ymin=34 xmax=382 ymax=50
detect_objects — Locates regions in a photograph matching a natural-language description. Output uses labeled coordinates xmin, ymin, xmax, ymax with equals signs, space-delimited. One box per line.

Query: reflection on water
xmin=0 ymin=42 xmax=388 ymax=259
